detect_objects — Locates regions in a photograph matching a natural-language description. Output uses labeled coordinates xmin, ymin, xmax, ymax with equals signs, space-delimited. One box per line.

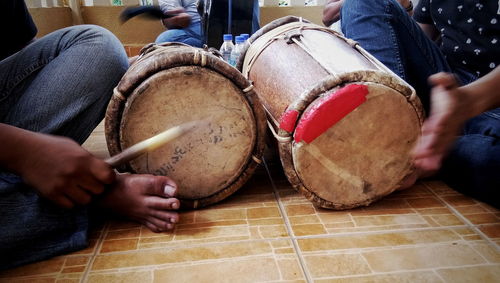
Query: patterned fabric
xmin=414 ymin=0 xmax=500 ymax=78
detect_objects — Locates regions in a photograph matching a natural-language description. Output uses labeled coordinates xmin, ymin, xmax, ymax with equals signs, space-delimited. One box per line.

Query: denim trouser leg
xmin=440 ymin=109 xmax=500 ymax=208
xmin=340 ymin=0 xmax=452 ymax=112
xmin=252 ymin=0 xmax=260 ymax=34
xmin=155 ymin=23 xmax=203 ymax=47
xmin=0 ymin=25 xmax=128 ymax=270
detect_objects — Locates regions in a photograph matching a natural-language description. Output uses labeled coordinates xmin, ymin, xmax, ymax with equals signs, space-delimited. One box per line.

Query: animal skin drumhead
xmin=119 ymin=66 xmax=256 ymax=200
xmin=291 ymin=83 xmax=420 ymax=207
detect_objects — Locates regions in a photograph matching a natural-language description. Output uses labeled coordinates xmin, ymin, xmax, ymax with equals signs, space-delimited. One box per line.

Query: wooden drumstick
xmin=105 ymin=120 xmax=203 ymax=168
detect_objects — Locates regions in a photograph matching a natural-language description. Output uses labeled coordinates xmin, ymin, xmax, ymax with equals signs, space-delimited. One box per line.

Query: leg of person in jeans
xmin=440 ymin=109 xmax=500 ymax=208
xmin=252 ymin=0 xmax=260 ymax=34
xmin=0 ymin=24 xmax=181 ymax=271
xmin=155 ymin=23 xmax=203 ymax=47
xmin=0 ymin=25 xmax=129 ymax=269
xmin=340 ymin=0 xmax=452 ymax=112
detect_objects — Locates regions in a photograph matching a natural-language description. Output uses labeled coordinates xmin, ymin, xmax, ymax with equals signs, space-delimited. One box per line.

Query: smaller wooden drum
xmin=238 ymin=17 xmax=424 ymax=209
xmin=105 ymin=43 xmax=267 ymax=209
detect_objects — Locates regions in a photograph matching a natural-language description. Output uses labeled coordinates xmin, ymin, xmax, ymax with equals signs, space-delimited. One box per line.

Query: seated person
xmin=336 ymin=0 xmax=500 ymax=207
xmin=1 ymin=0 xmax=180 ymax=270
xmin=155 ymin=0 xmax=203 ymax=47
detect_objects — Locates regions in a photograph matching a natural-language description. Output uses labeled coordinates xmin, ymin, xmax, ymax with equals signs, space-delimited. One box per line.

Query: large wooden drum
xmin=106 ymin=43 xmax=267 ymax=209
xmin=238 ymin=17 xmax=424 ymax=209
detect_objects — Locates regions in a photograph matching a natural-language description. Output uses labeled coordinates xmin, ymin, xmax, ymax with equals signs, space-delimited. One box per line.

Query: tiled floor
xmin=1 ymin=122 xmax=499 ymax=282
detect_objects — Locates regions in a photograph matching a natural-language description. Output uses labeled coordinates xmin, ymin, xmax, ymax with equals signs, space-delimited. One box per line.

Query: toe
xmin=151 ymin=209 xmax=180 ymax=224
xmin=145 ymin=217 xmax=175 ymax=232
xmin=146 ymin=195 xmax=181 ymax=211
xmin=142 ymin=175 xmax=178 ymax=198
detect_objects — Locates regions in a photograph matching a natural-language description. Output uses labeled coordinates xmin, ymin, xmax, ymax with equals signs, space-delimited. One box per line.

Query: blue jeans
xmin=155 ymin=22 xmax=203 ymax=47
xmin=252 ymin=0 xmax=260 ymax=34
xmin=0 ymin=25 xmax=128 ymax=269
xmin=341 ymin=0 xmax=500 ymax=207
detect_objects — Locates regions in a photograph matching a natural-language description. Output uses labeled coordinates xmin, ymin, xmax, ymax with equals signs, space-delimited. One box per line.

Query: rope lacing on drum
xmin=113 ymin=87 xmax=126 ymax=101
xmin=242 ymin=84 xmax=254 ymax=93
xmin=193 ymin=50 xmax=207 ymax=67
xmin=267 ymin=120 xmax=292 ymax=143
xmin=284 ymin=18 xmax=305 ymax=44
xmin=252 ymin=155 xmax=262 ymax=164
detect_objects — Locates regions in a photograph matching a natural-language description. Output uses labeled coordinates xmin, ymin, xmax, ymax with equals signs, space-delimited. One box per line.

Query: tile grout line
xmin=261 ymin=159 xmax=313 ymax=283
xmin=423 ymin=182 xmax=500 ymax=252
xmin=80 ymin=222 xmax=110 ymax=283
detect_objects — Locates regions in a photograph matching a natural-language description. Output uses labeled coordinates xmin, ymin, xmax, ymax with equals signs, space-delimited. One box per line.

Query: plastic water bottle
xmin=229 ymin=35 xmax=245 ymax=67
xmin=219 ymin=34 xmax=234 ymax=63
xmin=240 ymin=33 xmax=250 ymax=42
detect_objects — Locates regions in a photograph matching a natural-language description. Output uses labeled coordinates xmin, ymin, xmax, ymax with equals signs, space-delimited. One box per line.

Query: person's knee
xmin=342 ymin=0 xmax=387 ymax=17
xmin=155 ymin=29 xmax=182 ymax=44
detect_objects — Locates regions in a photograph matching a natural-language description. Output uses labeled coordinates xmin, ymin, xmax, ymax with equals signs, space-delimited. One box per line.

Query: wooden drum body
xmin=238 ymin=17 xmax=424 ymax=209
xmin=106 ymin=43 xmax=267 ymax=209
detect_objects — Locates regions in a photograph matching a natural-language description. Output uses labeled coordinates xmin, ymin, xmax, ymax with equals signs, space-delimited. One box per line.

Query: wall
xmin=29 ymin=7 xmax=74 ymax=37
xmin=80 ymin=6 xmax=164 ymax=44
xmin=30 ymin=5 xmax=326 ymax=48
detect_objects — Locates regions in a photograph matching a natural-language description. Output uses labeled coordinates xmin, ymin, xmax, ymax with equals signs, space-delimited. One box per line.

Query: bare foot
xmin=412 ymin=73 xmax=472 ymax=175
xmin=97 ymin=173 xmax=180 ymax=232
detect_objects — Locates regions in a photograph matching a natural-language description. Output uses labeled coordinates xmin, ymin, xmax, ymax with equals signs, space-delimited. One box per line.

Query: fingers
xmin=89 ymin=158 xmax=116 ymax=185
xmin=65 ymin=186 xmax=93 ymax=206
xmin=429 ymin=72 xmax=460 ymax=89
xmin=52 ymin=194 xmax=76 ymax=209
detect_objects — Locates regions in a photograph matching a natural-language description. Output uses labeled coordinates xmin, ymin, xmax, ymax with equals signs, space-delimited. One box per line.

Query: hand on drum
xmin=412 ymin=74 xmax=461 ymax=175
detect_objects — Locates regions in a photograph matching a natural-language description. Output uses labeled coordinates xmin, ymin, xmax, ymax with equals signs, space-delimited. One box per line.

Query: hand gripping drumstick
xmin=105 ymin=121 xmax=203 ymax=168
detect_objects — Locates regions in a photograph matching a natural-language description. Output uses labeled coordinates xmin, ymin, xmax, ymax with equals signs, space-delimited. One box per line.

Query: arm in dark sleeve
xmin=0 ymin=0 xmax=38 ymax=60
xmin=413 ymin=0 xmax=432 ymax=24
xmin=412 ymin=0 xmax=440 ymax=41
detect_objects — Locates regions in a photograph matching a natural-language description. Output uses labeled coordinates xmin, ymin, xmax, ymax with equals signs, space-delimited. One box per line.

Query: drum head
xmin=291 ymin=82 xmax=420 ymax=208
xmin=120 ymin=65 xmax=256 ymax=200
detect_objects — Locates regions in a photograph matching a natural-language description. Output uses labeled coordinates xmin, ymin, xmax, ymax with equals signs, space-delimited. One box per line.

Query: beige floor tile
xmin=304 ymin=253 xmax=371 ymax=278
xmin=463 ymin=213 xmax=499 ymax=225
xmin=406 ymin=197 xmax=445 ymax=208
xmin=0 ymin=256 xmax=86 ymax=281
xmin=479 ymin=224 xmax=500 ymax=239
xmin=314 ymin=271 xmax=441 ymax=282
xmin=362 ymin=243 xmax=485 ymax=272
xmin=437 ymin=265 xmax=500 ymax=283
xmin=91 ymin=241 xmax=275 ymax=270
xmin=298 ymin=229 xmax=460 ymax=252
xmin=470 ymin=241 xmax=500 ymax=263
xmin=292 ymin=224 xmax=328 ymax=236
xmin=100 ymin=239 xmax=139 ymax=253
xmin=153 ymin=256 xmax=297 ymax=282
xmin=87 ymin=270 xmax=153 ymax=283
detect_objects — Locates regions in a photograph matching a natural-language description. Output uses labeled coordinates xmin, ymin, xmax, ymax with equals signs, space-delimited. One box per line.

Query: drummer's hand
xmin=18 ymin=133 xmax=116 ymax=208
xmin=162 ymin=8 xmax=191 ymax=29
